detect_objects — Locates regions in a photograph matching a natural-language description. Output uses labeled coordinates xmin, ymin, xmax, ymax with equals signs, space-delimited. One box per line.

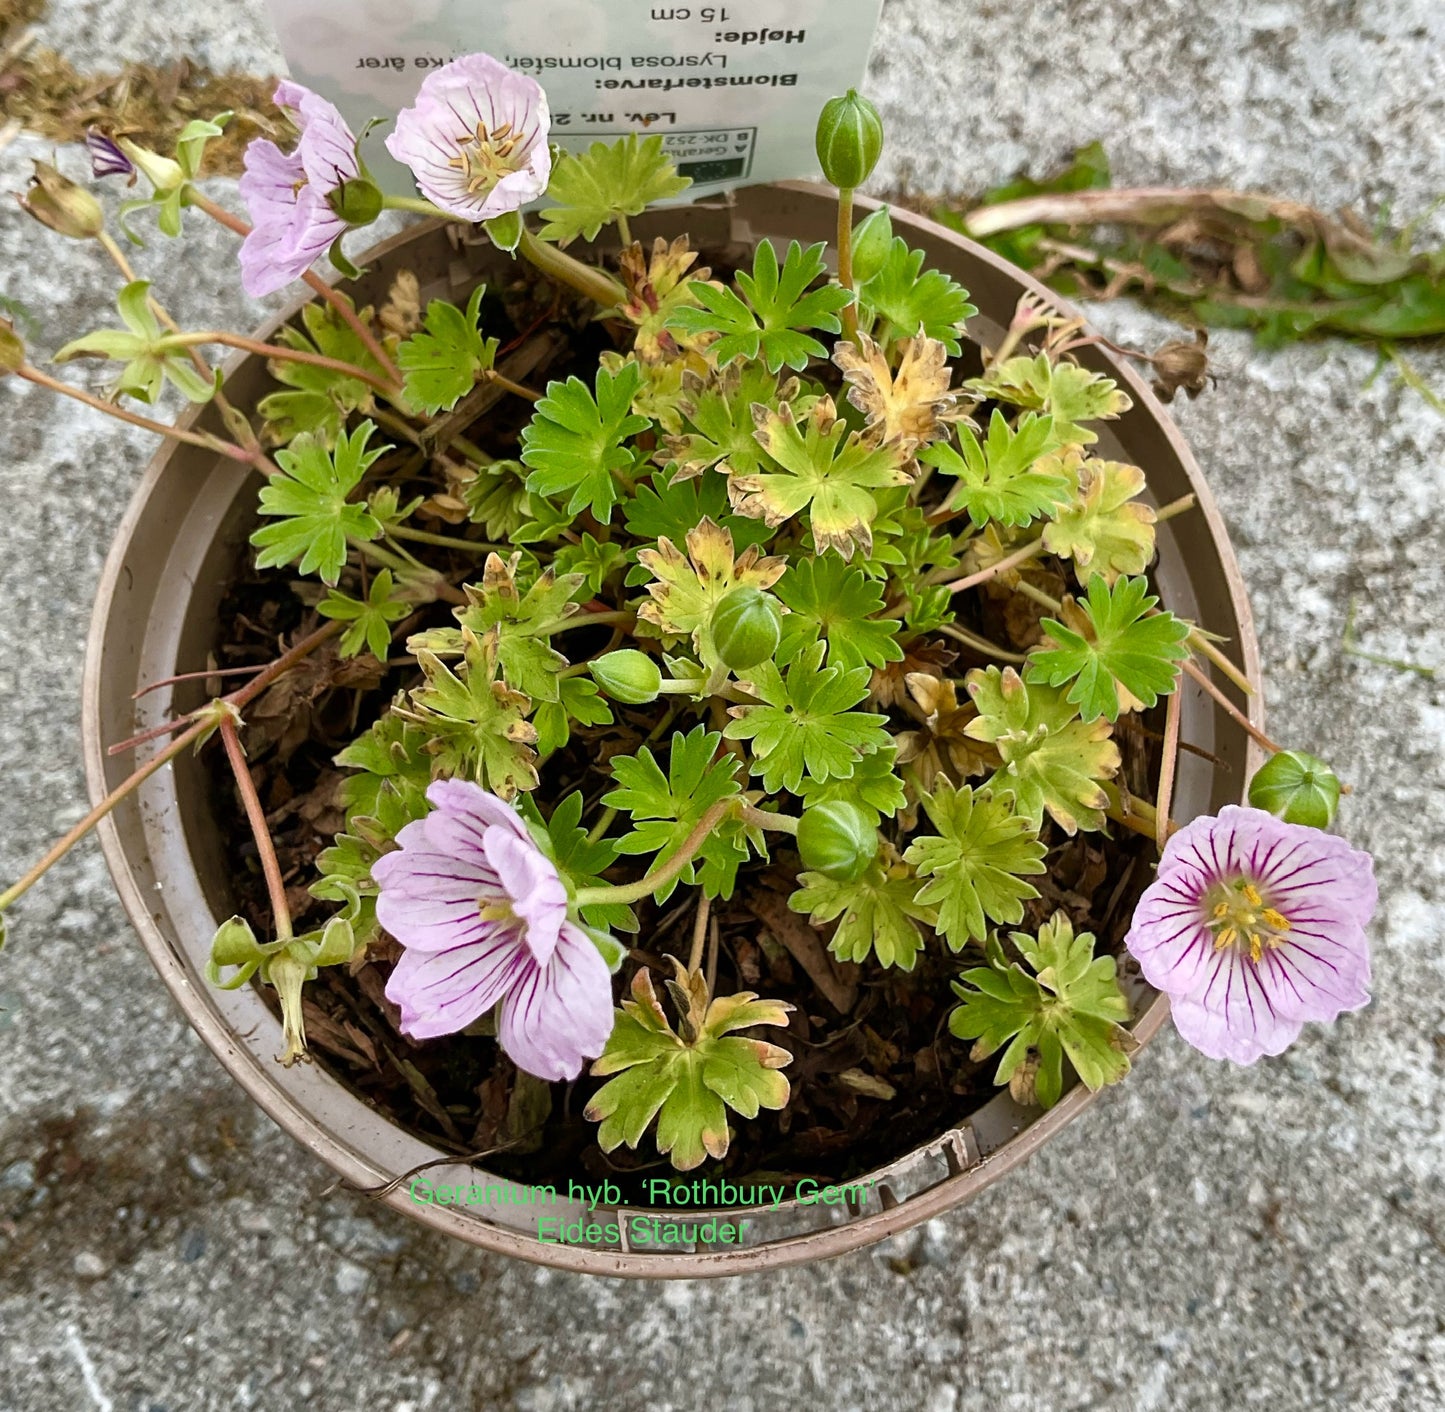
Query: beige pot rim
xmin=82 ymin=182 xmax=1264 ymax=1277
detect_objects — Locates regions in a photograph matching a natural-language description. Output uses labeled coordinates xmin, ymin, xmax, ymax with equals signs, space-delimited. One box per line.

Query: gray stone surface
xmin=2 ymin=1 xmax=1443 ymax=1408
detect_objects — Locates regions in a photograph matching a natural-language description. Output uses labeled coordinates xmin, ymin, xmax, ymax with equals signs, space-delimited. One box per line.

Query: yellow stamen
xmin=447 ymin=119 xmax=527 ymax=196
xmin=1204 ymin=878 xmax=1292 ymax=966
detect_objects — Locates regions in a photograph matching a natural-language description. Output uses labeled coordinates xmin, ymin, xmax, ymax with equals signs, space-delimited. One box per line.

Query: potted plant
xmin=0 ymin=62 xmax=1375 ymax=1276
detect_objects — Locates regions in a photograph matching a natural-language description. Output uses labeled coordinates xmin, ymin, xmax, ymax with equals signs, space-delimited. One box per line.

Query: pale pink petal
xmin=483 ymin=827 xmax=566 ymax=965
xmin=1125 ymin=806 xmax=1376 ymax=1065
xmin=497 ymin=923 xmax=614 ymax=1080
xmin=385 ymin=53 xmax=552 ymax=222
xmin=385 ymin=925 xmax=529 ymax=1040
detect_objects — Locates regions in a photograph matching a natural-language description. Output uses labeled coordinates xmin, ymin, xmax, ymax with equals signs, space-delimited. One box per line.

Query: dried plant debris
xmin=0 ymin=0 xmax=277 ymax=172
xmin=919 ymin=141 xmax=1445 ymax=364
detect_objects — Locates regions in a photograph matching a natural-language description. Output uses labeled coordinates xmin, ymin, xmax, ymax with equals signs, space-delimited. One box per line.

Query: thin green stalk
xmin=572 ymin=798 xmax=734 ymax=908
xmin=837 ymin=187 xmax=858 ymax=342
xmin=517 ymin=227 xmax=626 ymax=308
xmin=389 ymin=524 xmax=505 ymax=554
xmin=738 ymin=805 xmax=800 ymax=836
xmin=585 ymin=806 xmax=618 ymax=845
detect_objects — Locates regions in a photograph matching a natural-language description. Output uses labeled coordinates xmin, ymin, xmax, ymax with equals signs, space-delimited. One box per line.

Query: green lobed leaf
xmin=774 ymin=552 xmax=904 ymax=671
xmin=963 ymin=666 xmax=1120 ymax=834
xmin=857 ymin=238 xmax=978 ymax=355
xmin=948 ymin=911 xmax=1132 ymax=1109
xmin=400 ymin=629 xmax=539 ymax=798
xmin=667 ymin=238 xmax=852 ymax=373
xmin=963 ymin=353 xmax=1130 ymax=445
xmin=1026 ymin=574 xmax=1189 ymax=721
xmin=724 ymin=640 xmax=891 ymax=795
xmin=318 ymin=567 xmax=412 ymax=660
xmin=790 ymin=859 xmax=935 ymax=970
xmin=921 ymin=410 xmax=1069 ymax=528
xmin=585 ymin=968 xmax=791 ymax=1171
xmin=1041 ymin=452 xmax=1158 ymax=585
xmin=730 ymin=395 xmax=912 ymax=560
xmin=537 ymin=135 xmax=691 ymax=246
xmin=250 ymin=420 xmax=386 ymax=585
xmin=397 ymin=285 xmax=498 ymax=415
xmin=601 ymin=724 xmax=747 ymax=901
xmin=902 ymin=781 xmax=1047 ymax=949
xmin=796 ymin=742 xmax=907 ymax=824
xmin=520 ymin=362 xmax=651 ymax=524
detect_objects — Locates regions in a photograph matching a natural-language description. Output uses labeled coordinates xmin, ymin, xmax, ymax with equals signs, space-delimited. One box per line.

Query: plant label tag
xmin=261 ymin=1 xmax=885 ymax=198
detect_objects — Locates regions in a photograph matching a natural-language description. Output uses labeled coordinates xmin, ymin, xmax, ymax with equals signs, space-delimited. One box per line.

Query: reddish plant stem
xmin=186 ymin=189 xmax=404 ymax=387
xmin=5 ymin=623 xmax=344 ymax=914
xmin=1155 ymin=683 xmax=1183 ymax=853
xmin=134 ymin=664 xmax=266 ymax=699
xmin=0 ymin=720 xmax=207 ymax=912
xmin=938 ymin=536 xmax=1045 ymax=594
xmin=219 ymin=711 xmax=294 ymax=940
xmin=167 ymin=332 xmax=400 ymax=399
xmin=1180 ymin=658 xmax=1280 ymax=754
xmin=15 ymin=365 xmax=260 ymax=464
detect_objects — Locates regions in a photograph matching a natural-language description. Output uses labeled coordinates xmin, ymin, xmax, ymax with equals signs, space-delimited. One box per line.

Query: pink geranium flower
xmin=238 ymin=80 xmax=360 ymax=297
xmin=1125 ymin=806 xmax=1376 ymax=1064
xmin=385 ymin=53 xmax=551 ymax=222
xmin=373 ymin=779 xmax=614 ymax=1081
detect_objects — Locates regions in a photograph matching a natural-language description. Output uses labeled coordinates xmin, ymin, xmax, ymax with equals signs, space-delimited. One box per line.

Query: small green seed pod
xmin=328 ymin=176 xmax=384 ymax=227
xmin=797 ymin=801 xmax=878 ymax=882
xmin=850 ymin=206 xmax=894 ymax=283
xmin=815 ymin=89 xmax=884 ymax=191
xmin=710 ymin=586 xmax=782 ymax=671
xmin=589 ymin=649 xmax=662 ymax=704
xmin=1248 ymin=750 xmax=1342 ymax=829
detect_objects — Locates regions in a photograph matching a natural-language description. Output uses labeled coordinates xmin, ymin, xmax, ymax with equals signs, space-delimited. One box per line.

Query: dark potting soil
xmin=202 ymin=255 xmax=1168 ymax=1205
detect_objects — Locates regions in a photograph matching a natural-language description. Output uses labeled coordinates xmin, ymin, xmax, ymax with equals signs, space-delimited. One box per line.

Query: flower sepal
xmin=484 ymin=210 xmax=524 ymax=253
xmin=328 ymin=176 xmax=384 ymax=228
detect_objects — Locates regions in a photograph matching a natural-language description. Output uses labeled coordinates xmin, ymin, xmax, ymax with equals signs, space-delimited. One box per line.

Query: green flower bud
xmin=328 ymin=176 xmax=383 ymax=227
xmin=1248 ymin=750 xmax=1341 ymax=829
xmin=710 ymin=587 xmax=782 ymax=671
xmin=18 ymin=161 xmax=105 ymax=240
xmin=590 ymin=649 xmax=662 ymax=704
xmin=850 ymin=206 xmax=893 ymax=283
xmin=797 ymin=801 xmax=877 ymax=882
xmin=0 ymin=317 xmax=23 ymax=376
xmin=815 ymin=89 xmax=884 ymax=191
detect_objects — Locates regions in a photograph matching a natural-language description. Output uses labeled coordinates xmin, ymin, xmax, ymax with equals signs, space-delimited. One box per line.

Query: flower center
xmin=1205 ymin=879 xmax=1292 ymax=964
xmin=478 ymin=898 xmax=517 ymax=925
xmin=448 ymin=120 xmax=526 ymax=196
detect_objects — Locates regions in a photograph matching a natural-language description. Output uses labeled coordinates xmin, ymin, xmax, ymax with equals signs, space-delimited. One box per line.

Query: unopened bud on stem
xmin=815 ymin=89 xmax=884 ymax=191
